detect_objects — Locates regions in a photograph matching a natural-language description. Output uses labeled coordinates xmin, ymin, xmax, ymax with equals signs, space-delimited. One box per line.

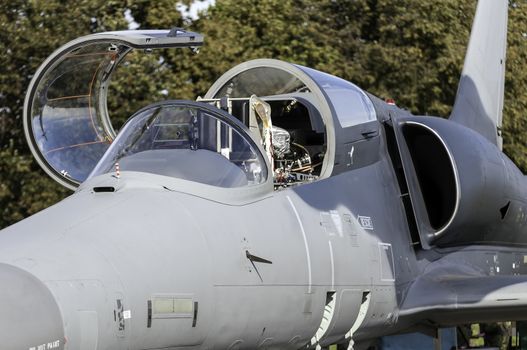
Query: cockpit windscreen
xmin=89 ymin=102 xmax=268 ymax=188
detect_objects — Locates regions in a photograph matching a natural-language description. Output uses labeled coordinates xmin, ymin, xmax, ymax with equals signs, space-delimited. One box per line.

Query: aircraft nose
xmin=0 ymin=263 xmax=65 ymax=350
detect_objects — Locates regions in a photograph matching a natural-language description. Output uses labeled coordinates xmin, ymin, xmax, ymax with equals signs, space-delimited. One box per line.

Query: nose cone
xmin=0 ymin=263 xmax=64 ymax=350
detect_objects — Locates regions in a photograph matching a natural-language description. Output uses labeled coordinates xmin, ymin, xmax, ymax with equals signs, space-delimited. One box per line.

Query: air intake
xmin=402 ymin=123 xmax=457 ymax=231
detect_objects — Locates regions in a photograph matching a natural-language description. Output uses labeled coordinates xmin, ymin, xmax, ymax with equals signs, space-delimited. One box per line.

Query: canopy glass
xmin=24 ymin=29 xmax=203 ymax=189
xmin=90 ymin=101 xmax=268 ymax=188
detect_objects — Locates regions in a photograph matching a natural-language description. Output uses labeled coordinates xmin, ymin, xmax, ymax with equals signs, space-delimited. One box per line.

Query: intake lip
xmin=402 ymin=121 xmax=459 ymax=233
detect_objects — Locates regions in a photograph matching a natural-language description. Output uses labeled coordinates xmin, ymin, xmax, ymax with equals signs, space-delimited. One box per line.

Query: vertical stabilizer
xmin=450 ymin=0 xmax=508 ymax=149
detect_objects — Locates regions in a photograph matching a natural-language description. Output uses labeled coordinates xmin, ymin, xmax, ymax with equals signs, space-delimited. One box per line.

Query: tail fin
xmin=450 ymin=0 xmax=508 ymax=149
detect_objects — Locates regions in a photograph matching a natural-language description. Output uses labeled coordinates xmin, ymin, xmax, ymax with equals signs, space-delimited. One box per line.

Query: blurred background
xmin=0 ymin=0 xmax=526 ymax=228
xmin=1 ymin=1 xmax=527 ymax=349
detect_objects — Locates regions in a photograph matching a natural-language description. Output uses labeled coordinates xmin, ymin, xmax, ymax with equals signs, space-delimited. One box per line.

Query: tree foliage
xmin=1 ymin=0 xmax=526 ymax=229
xmin=0 ymin=0 xmax=130 ymax=227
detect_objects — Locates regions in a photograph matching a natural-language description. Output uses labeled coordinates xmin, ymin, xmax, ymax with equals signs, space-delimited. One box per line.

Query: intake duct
xmin=393 ymin=116 xmax=527 ymax=248
xmin=402 ymin=123 xmax=457 ymax=231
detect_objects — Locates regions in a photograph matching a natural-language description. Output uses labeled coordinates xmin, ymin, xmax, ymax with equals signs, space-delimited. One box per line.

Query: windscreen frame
xmin=88 ymin=100 xmax=272 ymax=189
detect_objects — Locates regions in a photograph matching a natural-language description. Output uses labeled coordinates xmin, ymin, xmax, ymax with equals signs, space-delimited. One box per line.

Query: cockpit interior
xmin=90 ymin=102 xmax=269 ymax=188
xmin=91 ymin=64 xmax=328 ymax=189
xmin=24 ymin=29 xmax=377 ymax=191
xmin=197 ymin=66 xmax=327 ymax=188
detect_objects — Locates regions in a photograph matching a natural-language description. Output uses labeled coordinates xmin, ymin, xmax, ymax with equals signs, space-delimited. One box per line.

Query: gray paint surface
xmin=1 ymin=1 xmax=524 ymax=349
xmin=450 ymin=0 xmax=508 ymax=148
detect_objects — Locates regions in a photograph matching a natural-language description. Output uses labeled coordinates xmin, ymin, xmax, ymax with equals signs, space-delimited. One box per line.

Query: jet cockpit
xmin=90 ymin=101 xmax=268 ymax=188
xmin=24 ymin=29 xmax=379 ymax=192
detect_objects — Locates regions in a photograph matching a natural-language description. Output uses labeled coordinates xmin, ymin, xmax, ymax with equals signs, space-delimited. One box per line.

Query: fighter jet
xmin=0 ymin=0 xmax=522 ymax=349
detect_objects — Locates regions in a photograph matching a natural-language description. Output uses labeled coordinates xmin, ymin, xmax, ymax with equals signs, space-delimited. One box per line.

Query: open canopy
xmin=25 ymin=31 xmax=381 ymax=192
xmin=23 ymin=29 xmax=203 ymax=189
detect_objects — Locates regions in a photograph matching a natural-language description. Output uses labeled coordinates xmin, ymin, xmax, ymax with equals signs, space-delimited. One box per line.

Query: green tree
xmin=1 ymin=0 xmax=527 ymax=229
xmin=0 ymin=0 xmax=130 ymax=227
xmin=328 ymin=0 xmax=475 ymax=117
xmin=502 ymin=1 xmax=527 ymax=171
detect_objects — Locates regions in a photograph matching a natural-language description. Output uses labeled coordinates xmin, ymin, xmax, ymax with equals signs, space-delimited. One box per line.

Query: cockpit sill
xmin=77 ymin=171 xmax=274 ymax=205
